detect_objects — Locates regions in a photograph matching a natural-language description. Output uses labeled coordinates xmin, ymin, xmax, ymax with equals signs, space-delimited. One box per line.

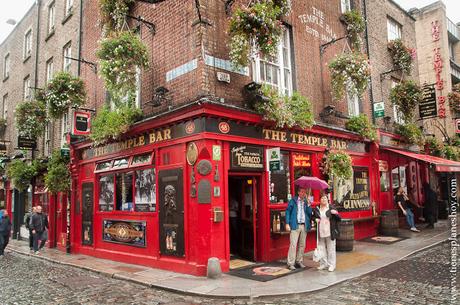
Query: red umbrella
xmin=294 ymin=176 xmax=329 ymax=190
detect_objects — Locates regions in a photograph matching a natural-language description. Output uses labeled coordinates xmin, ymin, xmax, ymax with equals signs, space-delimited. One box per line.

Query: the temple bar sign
xmin=262 ymin=129 xmax=348 ymax=150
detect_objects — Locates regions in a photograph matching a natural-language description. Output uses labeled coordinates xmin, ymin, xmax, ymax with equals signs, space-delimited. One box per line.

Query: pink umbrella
xmin=294 ymin=176 xmax=329 ymax=190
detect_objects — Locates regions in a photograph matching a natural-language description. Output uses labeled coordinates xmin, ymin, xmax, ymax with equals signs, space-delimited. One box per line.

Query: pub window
xmin=95 ymin=160 xmax=113 ymax=173
xmin=99 ymin=174 xmax=115 ymax=211
xmin=115 ymin=172 xmax=134 ymax=211
xmin=135 ymin=168 xmax=156 ymax=212
xmin=113 ymin=157 xmax=129 ymax=169
xmin=293 ymin=152 xmax=312 ymax=182
xmin=269 ymin=151 xmax=290 ymax=203
xmin=380 ymin=171 xmax=390 ymax=192
xmin=130 ymin=153 xmax=153 ymax=167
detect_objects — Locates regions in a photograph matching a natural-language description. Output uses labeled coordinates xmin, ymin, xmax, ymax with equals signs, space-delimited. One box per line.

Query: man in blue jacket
xmin=285 ymin=187 xmax=312 ymax=270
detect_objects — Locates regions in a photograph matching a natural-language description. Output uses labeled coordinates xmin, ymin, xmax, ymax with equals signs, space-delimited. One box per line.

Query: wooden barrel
xmin=336 ymin=219 xmax=354 ymax=252
xmin=379 ymin=210 xmax=399 ymax=236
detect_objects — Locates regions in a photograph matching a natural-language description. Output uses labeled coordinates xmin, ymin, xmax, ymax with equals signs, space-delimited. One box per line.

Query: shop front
xmin=70 ymin=102 xmax=380 ymax=275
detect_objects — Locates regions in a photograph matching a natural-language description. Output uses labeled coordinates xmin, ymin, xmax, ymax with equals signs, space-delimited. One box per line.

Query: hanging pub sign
xmin=73 ymin=111 xmax=91 ymax=136
xmin=266 ymin=147 xmax=281 ymax=171
xmin=230 ymin=143 xmax=264 ymax=171
xmin=102 ymin=220 xmax=147 ymax=247
xmin=17 ymin=136 xmax=36 ymax=150
xmin=333 ymin=167 xmax=371 ymax=211
xmin=419 ymin=85 xmax=437 ymax=119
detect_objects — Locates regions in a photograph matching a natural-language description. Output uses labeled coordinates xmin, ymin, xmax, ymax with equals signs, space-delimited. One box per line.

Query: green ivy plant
xmin=425 ymin=137 xmax=444 ymax=157
xmin=328 ymin=52 xmax=371 ymax=100
xmin=255 ymin=85 xmax=314 ymax=129
xmin=443 ymin=145 xmax=460 ymax=161
xmin=345 ymin=114 xmax=377 ymax=141
xmin=45 ymin=150 xmax=71 ymax=194
xmin=44 ymin=72 xmax=86 ymax=119
xmin=323 ymin=151 xmax=353 ymax=180
xmin=97 ymin=31 xmax=149 ymax=106
xmin=228 ymin=0 xmax=291 ymax=68
xmin=15 ymin=100 xmax=47 ymax=139
xmin=6 ymin=160 xmax=45 ymax=191
xmin=394 ymin=123 xmax=425 ymax=146
xmin=388 ymin=39 xmax=414 ymax=75
xmin=99 ymin=0 xmax=135 ymax=32
xmin=342 ymin=9 xmax=365 ymax=50
xmin=389 ymin=80 xmax=422 ymax=122
xmin=90 ymin=105 xmax=143 ymax=145
xmin=448 ymin=83 xmax=460 ymax=115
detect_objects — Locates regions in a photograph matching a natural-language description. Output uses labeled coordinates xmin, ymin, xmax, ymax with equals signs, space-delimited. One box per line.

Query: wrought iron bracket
xmin=379 ymin=68 xmax=402 ymax=81
xmin=193 ymin=0 xmax=212 ymax=26
xmin=65 ymin=57 xmax=97 ymax=74
xmin=126 ymin=15 xmax=156 ymax=34
xmin=319 ymin=35 xmax=348 ymax=55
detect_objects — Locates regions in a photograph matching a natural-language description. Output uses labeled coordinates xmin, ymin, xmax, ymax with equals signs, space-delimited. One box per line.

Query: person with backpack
xmin=24 ymin=206 xmax=37 ymax=252
xmin=0 ymin=210 xmax=12 ymax=258
xmin=29 ymin=205 xmax=49 ymax=254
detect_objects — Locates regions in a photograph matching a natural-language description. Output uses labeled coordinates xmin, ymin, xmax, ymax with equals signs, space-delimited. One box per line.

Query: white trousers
xmin=287 ymin=224 xmax=307 ymax=266
xmin=318 ymin=236 xmax=336 ymax=269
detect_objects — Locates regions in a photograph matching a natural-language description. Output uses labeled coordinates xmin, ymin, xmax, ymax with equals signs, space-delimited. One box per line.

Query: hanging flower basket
xmin=322 ymin=151 xmax=353 ymax=180
xmin=228 ymin=0 xmax=291 ymax=67
xmin=97 ymin=31 xmax=149 ymax=106
xmin=15 ymin=100 xmax=47 ymax=139
xmin=394 ymin=123 xmax=425 ymax=146
xmin=443 ymin=145 xmax=460 ymax=161
xmin=448 ymin=84 xmax=460 ymax=115
xmin=255 ymin=85 xmax=314 ymax=129
xmin=90 ymin=105 xmax=143 ymax=145
xmin=425 ymin=137 xmax=444 ymax=157
xmin=99 ymin=0 xmax=135 ymax=32
xmin=329 ymin=52 xmax=371 ymax=100
xmin=345 ymin=114 xmax=377 ymax=141
xmin=45 ymin=150 xmax=71 ymax=194
xmin=6 ymin=160 xmax=44 ymax=191
xmin=389 ymin=80 xmax=422 ymax=122
xmin=342 ymin=9 xmax=365 ymax=50
xmin=388 ymin=39 xmax=414 ymax=75
xmin=44 ymin=72 xmax=86 ymax=119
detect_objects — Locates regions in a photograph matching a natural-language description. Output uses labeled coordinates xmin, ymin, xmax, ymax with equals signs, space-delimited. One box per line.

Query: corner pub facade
xmin=64 ymin=0 xmax=460 ymax=276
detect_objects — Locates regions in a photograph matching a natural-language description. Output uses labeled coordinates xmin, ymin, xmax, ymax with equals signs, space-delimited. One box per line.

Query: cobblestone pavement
xmin=0 ymin=241 xmax=457 ymax=305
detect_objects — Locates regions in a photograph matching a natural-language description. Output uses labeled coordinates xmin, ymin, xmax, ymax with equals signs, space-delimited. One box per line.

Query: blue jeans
xmin=33 ymin=231 xmax=46 ymax=252
xmin=405 ymin=209 xmax=415 ymax=228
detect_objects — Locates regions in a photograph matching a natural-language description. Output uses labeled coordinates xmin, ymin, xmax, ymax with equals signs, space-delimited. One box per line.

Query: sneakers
xmin=288 ymin=265 xmax=296 ymax=270
xmin=295 ymin=262 xmax=306 ymax=268
xmin=34 ymin=251 xmax=40 ymax=255
xmin=328 ymin=266 xmax=335 ymax=272
xmin=410 ymin=227 xmax=420 ymax=232
xmin=317 ymin=265 xmax=327 ymax=270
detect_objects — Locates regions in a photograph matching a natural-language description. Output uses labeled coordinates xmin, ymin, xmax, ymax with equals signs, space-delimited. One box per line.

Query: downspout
xmin=33 ymin=0 xmax=41 ymax=89
xmin=363 ymin=0 xmax=376 ymax=124
xmin=77 ymin=0 xmax=83 ymax=76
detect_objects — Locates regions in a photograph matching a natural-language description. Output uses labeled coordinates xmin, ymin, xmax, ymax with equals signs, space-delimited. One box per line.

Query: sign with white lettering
xmin=333 ymin=168 xmax=370 ymax=211
xmin=298 ymin=7 xmax=338 ymax=43
xmin=419 ymin=85 xmax=437 ymax=119
xmin=230 ymin=143 xmax=264 ymax=171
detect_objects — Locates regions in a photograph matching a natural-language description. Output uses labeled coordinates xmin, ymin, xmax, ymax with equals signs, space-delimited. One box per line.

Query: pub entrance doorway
xmin=228 ymin=175 xmax=260 ymax=262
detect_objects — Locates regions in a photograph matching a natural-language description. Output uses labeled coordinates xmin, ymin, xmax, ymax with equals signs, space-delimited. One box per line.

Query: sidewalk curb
xmin=7 ymin=234 xmax=450 ymax=299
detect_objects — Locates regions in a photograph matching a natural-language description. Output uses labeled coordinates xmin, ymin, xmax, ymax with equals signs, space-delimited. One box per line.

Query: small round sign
xmin=218 ymin=122 xmax=230 ymax=134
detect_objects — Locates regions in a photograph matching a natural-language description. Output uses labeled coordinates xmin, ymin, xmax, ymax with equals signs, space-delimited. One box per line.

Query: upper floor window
xmin=63 ymin=42 xmax=72 ymax=72
xmin=2 ymin=94 xmax=8 ymax=120
xmin=48 ymin=2 xmax=55 ymax=34
xmin=3 ymin=54 xmax=10 ymax=79
xmin=65 ymin=0 xmax=74 ymax=15
xmin=46 ymin=57 xmax=54 ymax=84
xmin=23 ymin=75 xmax=31 ymax=100
xmin=347 ymin=92 xmax=360 ymax=117
xmin=24 ymin=29 xmax=32 ymax=59
xmin=387 ymin=18 xmax=402 ymax=42
xmin=252 ymin=27 xmax=293 ymax=96
xmin=391 ymin=80 xmax=404 ymax=124
xmin=61 ymin=111 xmax=69 ymax=146
xmin=341 ymin=0 xmax=351 ymax=13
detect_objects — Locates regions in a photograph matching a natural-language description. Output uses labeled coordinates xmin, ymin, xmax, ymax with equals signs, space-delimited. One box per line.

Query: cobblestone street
xmin=0 ymin=241 xmax=456 ymax=305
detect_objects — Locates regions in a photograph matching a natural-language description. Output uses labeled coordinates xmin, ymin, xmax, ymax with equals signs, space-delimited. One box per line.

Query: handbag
xmin=312 ymin=223 xmax=321 ymax=262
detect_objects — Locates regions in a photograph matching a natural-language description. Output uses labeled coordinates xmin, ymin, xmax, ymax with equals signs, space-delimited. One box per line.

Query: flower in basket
xmin=448 ymin=83 xmax=460 ymax=115
xmin=389 ymin=80 xmax=422 ymax=122
xmin=15 ymin=100 xmax=48 ymax=139
xmin=323 ymin=151 xmax=353 ymax=180
xmin=394 ymin=123 xmax=425 ymax=146
xmin=345 ymin=114 xmax=377 ymax=141
xmin=99 ymin=0 xmax=135 ymax=33
xmin=45 ymin=72 xmax=86 ymax=119
xmin=388 ymin=39 xmax=413 ymax=75
xmin=342 ymin=9 xmax=366 ymax=50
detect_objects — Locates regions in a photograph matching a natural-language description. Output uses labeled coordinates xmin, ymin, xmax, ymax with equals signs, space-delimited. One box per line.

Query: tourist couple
xmin=285 ymin=187 xmax=341 ymax=272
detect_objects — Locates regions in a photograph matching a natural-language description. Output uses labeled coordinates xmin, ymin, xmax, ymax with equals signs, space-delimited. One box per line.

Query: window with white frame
xmin=347 ymin=92 xmax=360 ymax=117
xmin=387 ymin=18 xmax=402 ymax=42
xmin=341 ymin=0 xmax=351 ymax=13
xmin=48 ymin=2 xmax=55 ymax=34
xmin=391 ymin=80 xmax=404 ymax=124
xmin=252 ymin=27 xmax=293 ymax=96
xmin=135 ymin=66 xmax=141 ymax=108
xmin=23 ymin=75 xmax=31 ymax=100
xmin=63 ymin=42 xmax=72 ymax=72
xmin=61 ymin=111 xmax=69 ymax=147
xmin=24 ymin=29 xmax=32 ymax=59
xmin=44 ymin=123 xmax=51 ymax=155
xmin=65 ymin=0 xmax=74 ymax=15
xmin=3 ymin=53 xmax=9 ymax=79
xmin=449 ymin=41 xmax=455 ymax=61
xmin=46 ymin=57 xmax=54 ymax=84
xmin=2 ymin=94 xmax=7 ymax=119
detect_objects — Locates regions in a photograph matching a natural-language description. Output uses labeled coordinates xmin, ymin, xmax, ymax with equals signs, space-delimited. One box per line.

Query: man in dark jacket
xmin=423 ymin=183 xmax=437 ymax=229
xmin=24 ymin=206 xmax=37 ymax=252
xmin=285 ymin=187 xmax=312 ymax=270
xmin=0 ymin=210 xmax=12 ymax=257
xmin=29 ymin=205 xmax=49 ymax=254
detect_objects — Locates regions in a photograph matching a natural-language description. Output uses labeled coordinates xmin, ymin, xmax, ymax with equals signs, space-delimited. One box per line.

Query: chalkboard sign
xmin=419 ymin=85 xmax=437 ymax=119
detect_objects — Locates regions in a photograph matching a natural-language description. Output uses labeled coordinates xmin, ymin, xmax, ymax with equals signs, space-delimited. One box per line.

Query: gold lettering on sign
xmin=264 ymin=128 xmax=349 ymax=150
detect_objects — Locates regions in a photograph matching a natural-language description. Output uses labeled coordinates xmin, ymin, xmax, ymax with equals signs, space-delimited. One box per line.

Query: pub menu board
xmin=419 ymin=85 xmax=437 ymax=119
xmin=333 ymin=167 xmax=371 ymax=211
xmin=230 ymin=143 xmax=264 ymax=171
xmin=158 ymin=168 xmax=184 ymax=257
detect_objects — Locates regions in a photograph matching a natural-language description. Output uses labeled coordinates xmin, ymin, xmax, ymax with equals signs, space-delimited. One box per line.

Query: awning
xmin=383 ymin=147 xmax=460 ymax=172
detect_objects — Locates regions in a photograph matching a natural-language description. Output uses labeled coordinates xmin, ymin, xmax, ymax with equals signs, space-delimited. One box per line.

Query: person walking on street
xmin=395 ymin=187 xmax=420 ymax=232
xmin=312 ymin=195 xmax=341 ymax=272
xmin=29 ymin=205 xmax=49 ymax=254
xmin=285 ymin=187 xmax=312 ymax=270
xmin=24 ymin=207 xmax=37 ymax=252
xmin=0 ymin=210 xmax=12 ymax=258
xmin=423 ymin=183 xmax=437 ymax=229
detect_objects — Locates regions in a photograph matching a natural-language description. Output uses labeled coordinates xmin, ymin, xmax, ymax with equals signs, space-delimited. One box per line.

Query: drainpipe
xmin=363 ymin=0 xmax=376 ymax=124
xmin=77 ymin=0 xmax=83 ymax=76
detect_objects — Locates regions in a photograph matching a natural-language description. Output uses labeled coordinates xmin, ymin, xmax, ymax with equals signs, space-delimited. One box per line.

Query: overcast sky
xmin=1 ymin=0 xmax=460 ymax=44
